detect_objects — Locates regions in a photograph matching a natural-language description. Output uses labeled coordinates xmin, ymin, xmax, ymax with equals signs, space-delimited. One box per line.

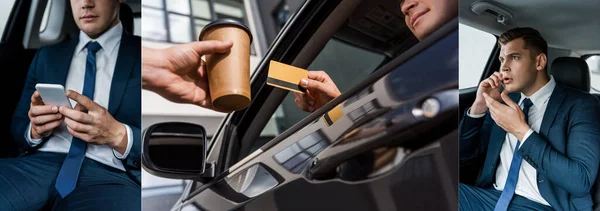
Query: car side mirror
xmin=142 ymin=122 xmax=214 ymax=179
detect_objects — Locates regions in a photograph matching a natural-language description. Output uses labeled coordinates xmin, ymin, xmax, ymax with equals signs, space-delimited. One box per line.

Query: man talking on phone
xmin=0 ymin=0 xmax=140 ymax=210
xmin=459 ymin=27 xmax=600 ymax=210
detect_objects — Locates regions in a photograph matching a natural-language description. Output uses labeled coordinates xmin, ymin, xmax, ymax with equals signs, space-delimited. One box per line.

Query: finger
xmin=31 ymin=113 xmax=62 ymax=125
xmin=485 ymin=78 xmax=495 ymax=89
xmin=294 ymin=96 xmax=312 ymax=112
xmin=59 ymin=107 xmax=94 ymax=124
xmin=484 ymin=93 xmax=504 ymax=112
xmin=66 ymin=90 xmax=98 ymax=111
xmin=297 ymin=92 xmax=316 ymax=106
xmin=483 ymin=93 xmax=496 ymax=109
xmin=489 ymin=111 xmax=498 ymax=122
xmin=307 ymin=71 xmax=331 ymax=83
xmin=492 ymin=72 xmax=503 ymax=86
xmin=66 ymin=125 xmax=91 ymax=142
xmin=34 ymin=119 xmax=62 ymax=135
xmin=73 ymin=101 xmax=87 ymax=112
xmin=31 ymin=91 xmax=44 ymax=106
xmin=491 ymin=73 xmax=502 ymax=87
xmin=300 ymin=78 xmax=338 ymax=99
xmin=500 ymin=91 xmax=519 ymax=110
xmin=187 ymin=40 xmax=233 ymax=55
xmin=488 ymin=75 xmax=500 ymax=88
xmin=64 ymin=117 xmax=94 ymax=133
xmin=30 ymin=105 xmax=59 ymax=117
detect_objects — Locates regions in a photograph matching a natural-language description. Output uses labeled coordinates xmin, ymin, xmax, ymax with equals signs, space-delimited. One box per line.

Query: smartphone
xmin=35 ymin=83 xmax=72 ymax=108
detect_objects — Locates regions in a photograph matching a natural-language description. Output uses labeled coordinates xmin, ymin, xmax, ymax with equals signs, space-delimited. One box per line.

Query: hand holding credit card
xmin=267 ymin=60 xmax=308 ymax=93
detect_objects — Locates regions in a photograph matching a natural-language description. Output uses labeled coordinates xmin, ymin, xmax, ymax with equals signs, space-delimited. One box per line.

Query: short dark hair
xmin=498 ymin=27 xmax=548 ymax=58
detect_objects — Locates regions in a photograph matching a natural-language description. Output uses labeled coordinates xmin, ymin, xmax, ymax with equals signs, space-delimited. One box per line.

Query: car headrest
xmin=549 ymin=57 xmax=590 ymax=92
xmin=119 ymin=3 xmax=134 ymax=34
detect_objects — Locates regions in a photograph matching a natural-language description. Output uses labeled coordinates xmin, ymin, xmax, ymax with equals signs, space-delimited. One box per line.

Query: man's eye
xmin=512 ymin=56 xmax=519 ymax=60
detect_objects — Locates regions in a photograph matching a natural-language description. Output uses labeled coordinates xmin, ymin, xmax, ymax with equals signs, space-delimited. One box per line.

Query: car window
xmin=586 ymin=55 xmax=600 ymax=93
xmin=250 ymin=38 xmax=387 ymax=153
xmin=142 ymin=0 xmax=256 ymax=54
xmin=0 ymin=0 xmax=16 ymax=39
xmin=40 ymin=0 xmax=51 ymax=32
xmin=459 ymin=23 xmax=496 ymax=89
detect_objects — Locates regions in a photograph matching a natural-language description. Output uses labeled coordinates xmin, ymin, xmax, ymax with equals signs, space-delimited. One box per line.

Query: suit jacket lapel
xmin=108 ymin=32 xmax=136 ymax=114
xmin=539 ymin=85 xmax=566 ymax=137
xmin=50 ymin=38 xmax=79 ymax=85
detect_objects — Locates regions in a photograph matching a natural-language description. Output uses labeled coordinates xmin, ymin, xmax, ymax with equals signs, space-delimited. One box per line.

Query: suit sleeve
xmin=518 ymin=96 xmax=600 ymax=196
xmin=125 ymin=125 xmax=141 ymax=168
xmin=11 ymin=48 xmax=44 ymax=152
xmin=459 ymin=108 xmax=493 ymax=161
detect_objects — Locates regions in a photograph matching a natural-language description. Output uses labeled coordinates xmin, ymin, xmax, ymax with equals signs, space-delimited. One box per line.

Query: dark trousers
xmin=0 ymin=151 xmax=140 ymax=210
xmin=459 ymin=183 xmax=553 ymax=211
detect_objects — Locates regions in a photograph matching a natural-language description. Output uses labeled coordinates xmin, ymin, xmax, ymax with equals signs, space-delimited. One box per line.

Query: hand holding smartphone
xmin=35 ymin=83 xmax=72 ymax=108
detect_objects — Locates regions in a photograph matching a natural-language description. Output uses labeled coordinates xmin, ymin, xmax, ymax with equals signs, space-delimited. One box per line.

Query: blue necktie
xmin=55 ymin=41 xmax=102 ymax=198
xmin=494 ymin=98 xmax=533 ymax=211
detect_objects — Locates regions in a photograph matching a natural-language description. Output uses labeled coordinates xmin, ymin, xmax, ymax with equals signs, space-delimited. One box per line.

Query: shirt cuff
xmin=466 ymin=107 xmax=486 ymax=118
xmin=520 ymin=128 xmax=534 ymax=144
xmin=25 ymin=123 xmax=43 ymax=147
xmin=113 ymin=124 xmax=133 ymax=160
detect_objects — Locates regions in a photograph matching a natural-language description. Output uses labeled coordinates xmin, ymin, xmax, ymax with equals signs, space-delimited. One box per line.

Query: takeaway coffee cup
xmin=199 ymin=19 xmax=253 ymax=112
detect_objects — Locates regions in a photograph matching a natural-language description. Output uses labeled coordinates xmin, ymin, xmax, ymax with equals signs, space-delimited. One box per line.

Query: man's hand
xmin=471 ymin=72 xmax=504 ymax=115
xmin=29 ymin=91 xmax=63 ymax=139
xmin=294 ymin=71 xmax=341 ymax=112
xmin=59 ymin=90 xmax=128 ymax=154
xmin=142 ymin=40 xmax=233 ymax=111
xmin=483 ymin=91 xmax=530 ymax=141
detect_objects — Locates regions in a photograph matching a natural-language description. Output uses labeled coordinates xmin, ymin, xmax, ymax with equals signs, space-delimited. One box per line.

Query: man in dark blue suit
xmin=0 ymin=0 xmax=140 ymax=210
xmin=459 ymin=27 xmax=600 ymax=210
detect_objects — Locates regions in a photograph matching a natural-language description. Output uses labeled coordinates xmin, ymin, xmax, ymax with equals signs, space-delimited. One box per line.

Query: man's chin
xmin=414 ymin=24 xmax=435 ymax=40
xmin=79 ymin=26 xmax=103 ymax=38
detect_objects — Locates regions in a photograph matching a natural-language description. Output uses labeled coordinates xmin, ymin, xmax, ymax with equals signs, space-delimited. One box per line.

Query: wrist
xmin=470 ymin=102 xmax=488 ymax=115
xmin=514 ymin=124 xmax=530 ymax=141
xmin=31 ymin=128 xmax=42 ymax=139
xmin=31 ymin=126 xmax=47 ymax=139
xmin=110 ymin=123 xmax=128 ymax=154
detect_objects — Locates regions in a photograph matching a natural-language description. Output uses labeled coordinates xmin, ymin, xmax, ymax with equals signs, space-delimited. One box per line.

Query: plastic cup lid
xmin=199 ymin=18 xmax=253 ymax=43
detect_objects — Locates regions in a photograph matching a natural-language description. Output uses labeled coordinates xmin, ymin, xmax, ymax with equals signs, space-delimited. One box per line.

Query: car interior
xmin=190 ymin=0 xmax=458 ymax=210
xmin=234 ymin=0 xmax=420 ymax=163
xmin=458 ymin=0 xmax=600 ymax=209
xmin=0 ymin=0 xmax=141 ymax=158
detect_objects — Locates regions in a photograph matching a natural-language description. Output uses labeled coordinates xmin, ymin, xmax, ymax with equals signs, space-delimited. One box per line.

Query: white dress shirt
xmin=25 ymin=22 xmax=133 ymax=172
xmin=468 ymin=76 xmax=556 ymax=206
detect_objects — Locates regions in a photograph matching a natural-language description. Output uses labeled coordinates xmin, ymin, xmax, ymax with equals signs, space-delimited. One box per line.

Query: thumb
xmin=187 ymin=40 xmax=233 ymax=56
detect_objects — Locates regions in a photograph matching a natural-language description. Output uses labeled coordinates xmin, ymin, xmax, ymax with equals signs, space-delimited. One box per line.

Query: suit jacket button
xmin=133 ymin=160 xmax=140 ymax=168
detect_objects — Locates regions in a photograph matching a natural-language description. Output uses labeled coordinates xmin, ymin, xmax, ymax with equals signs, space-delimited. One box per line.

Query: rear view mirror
xmin=142 ymin=122 xmax=214 ymax=179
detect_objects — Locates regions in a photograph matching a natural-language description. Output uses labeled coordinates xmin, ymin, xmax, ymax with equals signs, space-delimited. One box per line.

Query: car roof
xmin=459 ymin=0 xmax=600 ymax=55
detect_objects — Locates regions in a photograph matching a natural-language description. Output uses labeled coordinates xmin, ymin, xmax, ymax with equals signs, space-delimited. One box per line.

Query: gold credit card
xmin=267 ymin=60 xmax=308 ymax=93
xmin=323 ymin=104 xmax=344 ymax=126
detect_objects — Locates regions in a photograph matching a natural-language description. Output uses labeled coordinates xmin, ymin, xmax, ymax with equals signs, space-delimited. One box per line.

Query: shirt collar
xmin=76 ymin=22 xmax=123 ymax=54
xmin=519 ymin=75 xmax=556 ymax=109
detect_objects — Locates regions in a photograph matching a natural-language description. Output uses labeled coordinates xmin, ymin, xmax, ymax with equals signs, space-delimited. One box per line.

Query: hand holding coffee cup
xmin=199 ymin=19 xmax=253 ymax=113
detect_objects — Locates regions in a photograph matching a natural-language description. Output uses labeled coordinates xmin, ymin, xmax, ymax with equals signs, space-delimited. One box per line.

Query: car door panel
xmin=0 ymin=0 xmax=38 ymax=157
xmin=177 ymin=18 xmax=458 ymax=211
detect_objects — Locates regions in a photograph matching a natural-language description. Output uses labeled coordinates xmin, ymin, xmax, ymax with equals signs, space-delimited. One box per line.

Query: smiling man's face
xmin=400 ymin=0 xmax=457 ymax=40
xmin=71 ymin=0 xmax=123 ymax=39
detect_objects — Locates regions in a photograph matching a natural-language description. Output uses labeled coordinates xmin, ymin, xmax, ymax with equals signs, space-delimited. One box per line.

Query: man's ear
xmin=536 ymin=53 xmax=547 ymax=71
